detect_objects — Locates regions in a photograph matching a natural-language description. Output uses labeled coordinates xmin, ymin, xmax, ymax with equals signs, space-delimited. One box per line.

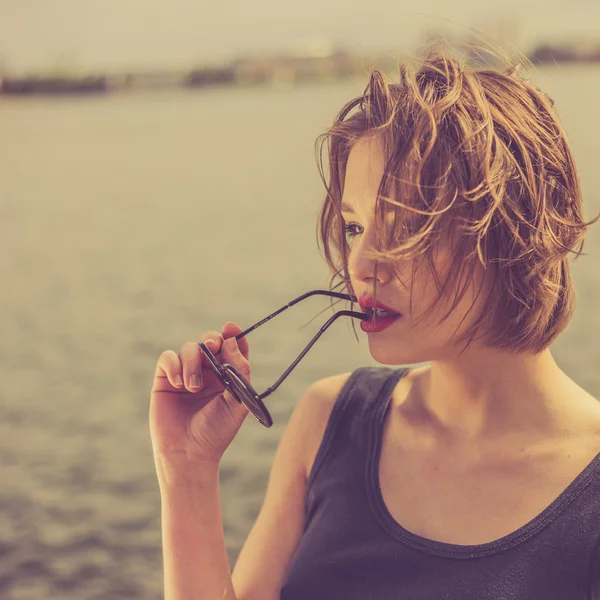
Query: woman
xmin=149 ymin=42 xmax=600 ymax=599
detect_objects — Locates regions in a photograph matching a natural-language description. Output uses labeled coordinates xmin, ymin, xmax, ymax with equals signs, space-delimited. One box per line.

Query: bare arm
xmin=150 ymin=325 xmax=253 ymax=600
xmin=232 ymin=373 xmax=351 ymax=599
xmin=155 ymin=371 xmax=349 ymax=600
xmin=158 ymin=460 xmax=238 ymax=600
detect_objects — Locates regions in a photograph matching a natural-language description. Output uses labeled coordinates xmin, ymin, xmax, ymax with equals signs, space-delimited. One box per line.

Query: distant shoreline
xmin=2 ymin=43 xmax=598 ymax=97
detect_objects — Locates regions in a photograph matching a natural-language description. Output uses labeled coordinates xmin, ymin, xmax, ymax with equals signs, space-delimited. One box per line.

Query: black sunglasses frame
xmin=198 ymin=290 xmax=368 ymax=428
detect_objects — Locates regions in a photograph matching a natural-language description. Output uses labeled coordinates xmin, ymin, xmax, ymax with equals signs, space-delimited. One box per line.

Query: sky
xmin=0 ymin=0 xmax=599 ymax=72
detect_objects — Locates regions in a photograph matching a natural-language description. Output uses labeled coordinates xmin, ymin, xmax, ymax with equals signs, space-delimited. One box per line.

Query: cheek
xmin=404 ymin=271 xmax=444 ymax=320
xmin=439 ymin=272 xmax=490 ymax=337
xmin=405 ymin=270 xmax=471 ymax=333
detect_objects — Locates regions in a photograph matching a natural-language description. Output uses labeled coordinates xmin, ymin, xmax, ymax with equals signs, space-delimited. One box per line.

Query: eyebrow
xmin=340 ymin=201 xmax=355 ymax=213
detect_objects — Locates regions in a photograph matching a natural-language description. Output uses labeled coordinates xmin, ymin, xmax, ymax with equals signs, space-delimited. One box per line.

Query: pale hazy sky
xmin=1 ymin=0 xmax=599 ymax=72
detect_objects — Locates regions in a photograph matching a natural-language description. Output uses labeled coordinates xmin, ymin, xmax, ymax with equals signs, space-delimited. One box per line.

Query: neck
xmin=413 ymin=347 xmax=590 ymax=452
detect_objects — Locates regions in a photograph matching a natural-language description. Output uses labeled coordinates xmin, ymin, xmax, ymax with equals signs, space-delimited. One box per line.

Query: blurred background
xmin=1 ymin=1 xmax=599 ymax=598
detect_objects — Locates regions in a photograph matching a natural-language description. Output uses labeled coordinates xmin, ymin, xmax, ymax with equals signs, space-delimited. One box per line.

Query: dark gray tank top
xmin=280 ymin=366 xmax=600 ymax=600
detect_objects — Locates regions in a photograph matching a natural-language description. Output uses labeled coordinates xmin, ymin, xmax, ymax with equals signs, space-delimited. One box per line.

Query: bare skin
xmin=373 ymin=366 xmax=600 ymax=545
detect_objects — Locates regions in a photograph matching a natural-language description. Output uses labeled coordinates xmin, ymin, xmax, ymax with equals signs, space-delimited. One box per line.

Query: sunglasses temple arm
xmin=258 ymin=310 xmax=367 ymax=399
xmin=231 ymin=290 xmax=357 ymax=342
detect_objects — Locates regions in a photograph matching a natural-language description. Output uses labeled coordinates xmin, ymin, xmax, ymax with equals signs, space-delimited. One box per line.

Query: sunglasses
xmin=198 ymin=290 xmax=368 ymax=428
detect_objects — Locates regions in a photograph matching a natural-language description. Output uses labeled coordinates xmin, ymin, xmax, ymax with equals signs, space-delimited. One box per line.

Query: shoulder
xmin=293 ymin=371 xmax=355 ymax=481
xmin=301 ymin=371 xmax=356 ymax=423
xmin=298 ymin=367 xmax=420 ymax=478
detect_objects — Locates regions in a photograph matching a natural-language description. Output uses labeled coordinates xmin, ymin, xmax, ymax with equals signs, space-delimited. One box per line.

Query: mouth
xmin=357 ymin=295 xmax=403 ymax=328
xmin=362 ymin=306 xmax=402 ymax=320
xmin=359 ymin=308 xmax=403 ymax=333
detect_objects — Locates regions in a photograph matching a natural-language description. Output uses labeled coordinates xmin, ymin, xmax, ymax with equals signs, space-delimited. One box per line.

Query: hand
xmin=149 ymin=321 xmax=252 ymax=476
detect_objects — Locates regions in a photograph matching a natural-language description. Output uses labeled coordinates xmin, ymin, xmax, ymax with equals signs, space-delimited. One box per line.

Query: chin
xmin=367 ymin=343 xmax=430 ymax=367
xmin=366 ymin=331 xmax=448 ymax=365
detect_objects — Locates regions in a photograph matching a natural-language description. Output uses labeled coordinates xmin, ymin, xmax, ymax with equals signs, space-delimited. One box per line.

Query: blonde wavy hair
xmin=315 ymin=41 xmax=598 ymax=354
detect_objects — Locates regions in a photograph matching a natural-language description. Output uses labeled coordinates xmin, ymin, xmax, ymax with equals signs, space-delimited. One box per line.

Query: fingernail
xmin=226 ymin=337 xmax=237 ymax=352
xmin=175 ymin=374 xmax=183 ymax=387
xmin=189 ymin=374 xmax=201 ymax=388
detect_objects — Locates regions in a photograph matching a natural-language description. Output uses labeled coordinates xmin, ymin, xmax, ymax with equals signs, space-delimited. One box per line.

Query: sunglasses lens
xmin=226 ymin=367 xmax=273 ymax=428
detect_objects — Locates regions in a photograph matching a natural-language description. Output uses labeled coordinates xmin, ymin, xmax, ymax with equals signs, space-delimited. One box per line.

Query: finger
xmin=153 ymin=350 xmax=184 ymax=390
xmin=221 ymin=321 xmax=250 ymax=360
xmin=197 ymin=330 xmax=224 ymax=372
xmin=199 ymin=330 xmax=224 ymax=351
xmin=221 ymin=335 xmax=251 ymax=380
xmin=178 ymin=341 xmax=205 ymax=392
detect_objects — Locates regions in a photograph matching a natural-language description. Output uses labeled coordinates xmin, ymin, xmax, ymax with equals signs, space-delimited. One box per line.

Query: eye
xmin=343 ymin=223 xmax=362 ymax=243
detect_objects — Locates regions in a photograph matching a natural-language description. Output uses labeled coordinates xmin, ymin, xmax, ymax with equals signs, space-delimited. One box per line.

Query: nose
xmin=347 ymin=228 xmax=392 ymax=286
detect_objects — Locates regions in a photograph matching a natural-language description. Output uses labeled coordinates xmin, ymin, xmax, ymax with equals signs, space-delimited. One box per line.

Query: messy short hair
xmin=315 ymin=41 xmax=598 ymax=354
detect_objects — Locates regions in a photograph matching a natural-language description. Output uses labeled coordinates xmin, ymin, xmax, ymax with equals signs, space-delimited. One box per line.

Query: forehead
xmin=341 ymin=136 xmax=385 ymax=214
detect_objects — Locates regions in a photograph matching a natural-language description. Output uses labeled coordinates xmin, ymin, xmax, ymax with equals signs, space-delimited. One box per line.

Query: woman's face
xmin=341 ymin=135 xmax=492 ymax=365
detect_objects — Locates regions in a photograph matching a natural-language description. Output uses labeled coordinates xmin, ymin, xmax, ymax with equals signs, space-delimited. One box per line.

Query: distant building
xmin=530 ymin=42 xmax=600 ymax=64
xmin=230 ymin=49 xmax=364 ymax=86
xmin=183 ymin=66 xmax=236 ymax=88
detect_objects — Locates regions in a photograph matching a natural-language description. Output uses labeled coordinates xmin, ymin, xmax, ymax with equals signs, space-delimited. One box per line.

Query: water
xmin=1 ymin=65 xmax=599 ymax=599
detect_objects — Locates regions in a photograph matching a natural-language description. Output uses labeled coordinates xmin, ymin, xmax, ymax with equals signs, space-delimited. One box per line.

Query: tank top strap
xmin=306 ymin=365 xmax=411 ymax=503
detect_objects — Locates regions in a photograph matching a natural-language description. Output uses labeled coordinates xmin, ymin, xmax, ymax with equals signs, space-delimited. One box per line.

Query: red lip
xmin=358 ymin=295 xmax=401 ymax=315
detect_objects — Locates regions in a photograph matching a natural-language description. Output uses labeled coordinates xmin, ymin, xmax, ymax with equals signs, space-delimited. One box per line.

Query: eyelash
xmin=343 ymin=221 xmax=410 ymax=243
xmin=343 ymin=223 xmax=362 ymax=241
